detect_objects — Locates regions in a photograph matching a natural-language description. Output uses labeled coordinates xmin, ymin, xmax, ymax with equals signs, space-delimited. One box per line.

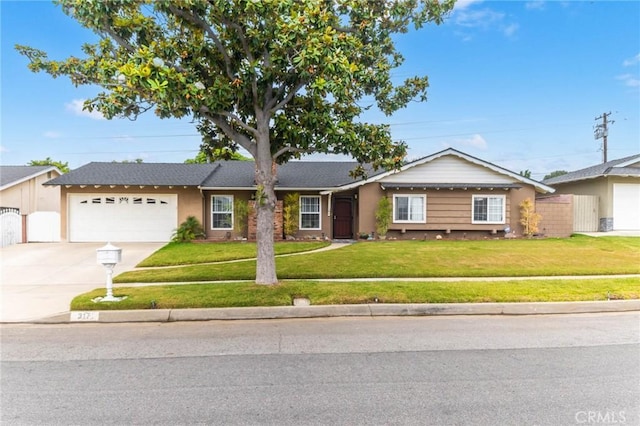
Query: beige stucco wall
xmin=59 ymin=186 xmax=202 ymax=241
xmin=0 ymin=172 xmax=60 ymax=214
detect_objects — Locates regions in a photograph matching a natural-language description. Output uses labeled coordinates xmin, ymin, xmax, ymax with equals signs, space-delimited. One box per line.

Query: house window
xmin=393 ymin=194 xmax=426 ymax=223
xmin=472 ymin=195 xmax=505 ymax=224
xmin=211 ymin=195 xmax=233 ymax=229
xmin=300 ymin=196 xmax=321 ymax=230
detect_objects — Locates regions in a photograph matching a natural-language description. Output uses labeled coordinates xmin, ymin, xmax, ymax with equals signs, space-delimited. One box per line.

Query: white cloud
xmin=622 ymin=53 xmax=640 ymax=67
xmin=43 ymin=131 xmax=62 ymax=139
xmin=503 ymin=23 xmax=519 ymax=37
xmin=65 ymin=99 xmax=105 ymax=120
xmin=439 ymin=134 xmax=488 ymax=151
xmin=454 ymin=8 xmax=505 ymax=30
xmin=525 ymin=1 xmax=545 ymax=11
xmin=616 ymin=74 xmax=640 ymax=88
xmin=0 ymin=145 xmax=7 ymax=153
xmin=453 ymin=0 xmax=484 ymax=11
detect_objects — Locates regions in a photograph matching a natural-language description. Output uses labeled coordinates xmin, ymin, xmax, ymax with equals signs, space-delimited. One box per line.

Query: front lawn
xmin=71 ymin=277 xmax=640 ymax=310
xmin=115 ymin=236 xmax=640 ymax=283
xmin=137 ymin=240 xmax=330 ymax=267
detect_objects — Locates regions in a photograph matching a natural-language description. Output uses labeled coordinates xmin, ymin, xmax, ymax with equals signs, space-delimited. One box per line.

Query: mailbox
xmin=97 ymin=242 xmax=122 ymax=266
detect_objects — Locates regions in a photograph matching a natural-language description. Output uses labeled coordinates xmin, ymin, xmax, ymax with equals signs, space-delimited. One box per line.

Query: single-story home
xmin=0 ymin=165 xmax=62 ymax=246
xmin=543 ymin=153 xmax=640 ymax=231
xmin=45 ymin=148 xmax=555 ymax=242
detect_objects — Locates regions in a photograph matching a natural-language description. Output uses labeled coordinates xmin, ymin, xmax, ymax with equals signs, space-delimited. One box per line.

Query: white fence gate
xmin=27 ymin=211 xmax=61 ymax=242
xmin=573 ymin=195 xmax=599 ymax=232
xmin=1 ymin=208 xmax=22 ymax=247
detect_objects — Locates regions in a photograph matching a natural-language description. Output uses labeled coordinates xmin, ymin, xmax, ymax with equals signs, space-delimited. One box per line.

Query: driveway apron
xmin=0 ymin=242 xmax=163 ymax=322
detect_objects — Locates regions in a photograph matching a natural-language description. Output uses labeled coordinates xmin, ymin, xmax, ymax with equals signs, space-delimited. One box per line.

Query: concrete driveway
xmin=0 ymin=242 xmax=163 ymax=322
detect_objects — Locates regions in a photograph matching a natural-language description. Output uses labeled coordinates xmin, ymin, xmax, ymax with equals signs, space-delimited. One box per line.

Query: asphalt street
xmin=2 ymin=313 xmax=638 ymax=425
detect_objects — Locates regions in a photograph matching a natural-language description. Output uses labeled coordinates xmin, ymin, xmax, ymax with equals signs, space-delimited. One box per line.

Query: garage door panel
xmin=613 ymin=184 xmax=640 ymax=231
xmin=69 ymin=194 xmax=177 ymax=242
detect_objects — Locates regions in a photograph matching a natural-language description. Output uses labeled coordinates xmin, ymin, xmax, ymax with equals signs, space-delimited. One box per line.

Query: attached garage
xmin=68 ymin=194 xmax=178 ymax=242
xmin=613 ymin=184 xmax=640 ymax=230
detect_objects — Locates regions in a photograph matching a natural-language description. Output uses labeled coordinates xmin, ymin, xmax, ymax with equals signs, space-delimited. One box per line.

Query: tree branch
xmin=199 ymin=107 xmax=257 ymax=157
xmin=272 ymin=146 xmax=313 ymax=160
xmin=167 ymin=5 xmax=235 ymax=80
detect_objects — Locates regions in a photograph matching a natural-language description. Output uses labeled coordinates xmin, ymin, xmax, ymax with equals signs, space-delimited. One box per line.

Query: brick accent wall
xmin=247 ymin=200 xmax=283 ymax=241
xmin=536 ymin=194 xmax=573 ymax=238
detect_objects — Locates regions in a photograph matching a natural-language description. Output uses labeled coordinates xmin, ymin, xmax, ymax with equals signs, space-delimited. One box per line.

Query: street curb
xmin=29 ymin=300 xmax=640 ymax=324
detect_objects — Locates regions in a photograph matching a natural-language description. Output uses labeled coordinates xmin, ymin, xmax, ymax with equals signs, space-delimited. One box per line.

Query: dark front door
xmin=333 ymin=198 xmax=353 ymax=239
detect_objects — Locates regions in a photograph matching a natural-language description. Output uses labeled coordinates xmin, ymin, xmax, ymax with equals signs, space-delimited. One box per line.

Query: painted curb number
xmin=70 ymin=311 xmax=100 ymax=322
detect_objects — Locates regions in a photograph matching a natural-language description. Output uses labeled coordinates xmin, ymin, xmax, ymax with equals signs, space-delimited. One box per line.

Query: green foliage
xmin=185 ymin=149 xmax=251 ymax=164
xmin=15 ymin=0 xmax=454 ymax=174
xmin=519 ymin=169 xmax=532 ymax=178
xmin=544 ymin=170 xmax=568 ymax=180
xmin=112 ymin=158 xmax=143 ymax=163
xmin=27 ymin=157 xmax=69 ymax=173
xmin=519 ymin=198 xmax=542 ymax=237
xmin=172 ymin=216 xmax=205 ymax=242
xmin=234 ymin=199 xmax=250 ymax=236
xmin=375 ymin=196 xmax=392 ymax=237
xmin=283 ymin=193 xmax=300 ymax=237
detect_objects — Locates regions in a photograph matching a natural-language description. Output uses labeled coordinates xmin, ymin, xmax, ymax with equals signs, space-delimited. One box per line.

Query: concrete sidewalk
xmin=32 ymin=299 xmax=640 ymax=324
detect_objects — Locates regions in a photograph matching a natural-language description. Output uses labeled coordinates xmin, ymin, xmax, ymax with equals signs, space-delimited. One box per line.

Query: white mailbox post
xmin=96 ymin=242 xmax=123 ymax=302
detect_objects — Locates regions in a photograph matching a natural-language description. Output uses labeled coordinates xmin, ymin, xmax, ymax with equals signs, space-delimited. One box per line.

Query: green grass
xmin=116 ymin=236 xmax=640 ymax=283
xmin=137 ymin=240 xmax=330 ymax=267
xmin=71 ymin=277 xmax=640 ymax=311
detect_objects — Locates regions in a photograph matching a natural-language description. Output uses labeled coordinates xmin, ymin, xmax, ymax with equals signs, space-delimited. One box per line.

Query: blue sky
xmin=1 ymin=0 xmax=639 ymax=180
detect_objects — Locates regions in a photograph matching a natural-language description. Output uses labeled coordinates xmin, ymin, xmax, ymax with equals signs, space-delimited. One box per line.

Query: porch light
xmin=96 ymin=242 xmax=124 ymax=302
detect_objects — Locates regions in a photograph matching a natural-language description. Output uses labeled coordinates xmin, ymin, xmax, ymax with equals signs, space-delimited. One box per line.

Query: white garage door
xmin=69 ymin=194 xmax=178 ymax=242
xmin=613 ymin=184 xmax=640 ymax=230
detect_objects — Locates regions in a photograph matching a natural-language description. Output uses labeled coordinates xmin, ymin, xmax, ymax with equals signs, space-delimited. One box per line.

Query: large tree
xmin=17 ymin=0 xmax=454 ymax=284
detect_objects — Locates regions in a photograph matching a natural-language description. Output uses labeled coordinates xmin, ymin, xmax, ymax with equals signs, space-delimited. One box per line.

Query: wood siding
xmin=381 ymin=156 xmax=515 ymax=184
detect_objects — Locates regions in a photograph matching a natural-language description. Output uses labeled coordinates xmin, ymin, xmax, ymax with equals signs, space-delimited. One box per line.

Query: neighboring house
xmin=543 ymin=154 xmax=640 ymax=232
xmin=0 ymin=165 xmax=62 ymax=246
xmin=44 ymin=148 xmax=554 ymax=242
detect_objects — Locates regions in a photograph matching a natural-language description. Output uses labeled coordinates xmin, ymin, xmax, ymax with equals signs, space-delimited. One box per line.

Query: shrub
xmin=375 ymin=196 xmax=392 ymax=238
xmin=172 ymin=216 xmax=205 ymax=242
xmin=283 ymin=193 xmax=300 ymax=238
xmin=234 ymin=199 xmax=250 ymax=237
xmin=520 ymin=198 xmax=542 ymax=237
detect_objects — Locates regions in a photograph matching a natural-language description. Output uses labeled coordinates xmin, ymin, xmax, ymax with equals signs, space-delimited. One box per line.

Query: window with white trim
xmin=300 ymin=195 xmax=321 ymax=229
xmin=472 ymin=194 xmax=505 ymax=224
xmin=393 ymin=194 xmax=426 ymax=223
xmin=211 ymin=195 xmax=233 ymax=229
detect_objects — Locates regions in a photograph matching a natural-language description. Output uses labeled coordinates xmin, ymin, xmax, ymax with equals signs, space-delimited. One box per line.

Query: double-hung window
xmin=300 ymin=196 xmax=321 ymax=230
xmin=211 ymin=195 xmax=233 ymax=229
xmin=393 ymin=194 xmax=426 ymax=223
xmin=472 ymin=194 xmax=505 ymax=224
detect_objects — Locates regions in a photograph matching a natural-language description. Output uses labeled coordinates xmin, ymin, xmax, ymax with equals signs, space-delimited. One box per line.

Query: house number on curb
xmin=70 ymin=311 xmax=99 ymax=322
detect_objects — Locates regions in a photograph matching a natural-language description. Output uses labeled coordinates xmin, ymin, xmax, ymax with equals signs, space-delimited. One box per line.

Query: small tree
xmin=375 ymin=196 xmax=392 ymax=239
xmin=519 ymin=198 xmax=542 ymax=237
xmin=234 ymin=199 xmax=250 ymax=238
xmin=283 ymin=193 xmax=300 ymax=239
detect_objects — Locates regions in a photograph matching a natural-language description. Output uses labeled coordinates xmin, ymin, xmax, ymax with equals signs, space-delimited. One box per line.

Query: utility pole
xmin=594 ymin=112 xmax=614 ymax=163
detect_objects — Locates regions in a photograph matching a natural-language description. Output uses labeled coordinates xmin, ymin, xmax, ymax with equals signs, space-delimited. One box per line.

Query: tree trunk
xmin=254 ymin=127 xmax=278 ymax=285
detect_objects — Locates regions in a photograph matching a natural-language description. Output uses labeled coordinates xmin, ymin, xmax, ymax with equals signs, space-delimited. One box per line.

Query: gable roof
xmin=329 ymin=148 xmax=555 ymax=194
xmin=543 ymin=153 xmax=640 ymax=185
xmin=0 ymin=165 xmax=61 ymax=191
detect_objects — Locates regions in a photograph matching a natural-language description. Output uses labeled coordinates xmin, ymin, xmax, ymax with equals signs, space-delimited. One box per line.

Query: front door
xmin=333 ymin=198 xmax=353 ymax=239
